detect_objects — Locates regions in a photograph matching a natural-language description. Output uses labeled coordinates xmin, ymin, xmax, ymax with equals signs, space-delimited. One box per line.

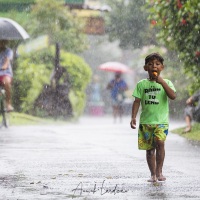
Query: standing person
xmin=107 ymin=72 xmax=128 ymax=122
xmin=0 ymin=40 xmax=14 ymax=111
xmin=130 ymin=53 xmax=176 ymax=182
xmin=183 ymin=90 xmax=200 ymax=133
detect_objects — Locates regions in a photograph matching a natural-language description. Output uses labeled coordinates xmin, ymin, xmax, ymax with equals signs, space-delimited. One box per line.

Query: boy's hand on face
xmin=130 ymin=118 xmax=137 ymax=129
xmin=156 ymin=75 xmax=165 ymax=85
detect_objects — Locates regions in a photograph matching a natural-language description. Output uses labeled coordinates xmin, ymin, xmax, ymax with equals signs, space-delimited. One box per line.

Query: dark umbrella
xmin=0 ymin=17 xmax=29 ymax=40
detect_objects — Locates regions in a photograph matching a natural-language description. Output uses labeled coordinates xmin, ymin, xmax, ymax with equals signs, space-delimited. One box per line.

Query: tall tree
xmin=28 ymin=0 xmax=87 ymax=53
xmin=146 ymin=0 xmax=200 ymax=92
xmin=105 ymin=0 xmax=154 ymax=49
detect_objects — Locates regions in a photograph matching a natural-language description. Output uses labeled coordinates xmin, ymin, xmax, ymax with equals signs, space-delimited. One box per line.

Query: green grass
xmin=171 ymin=123 xmax=200 ymax=142
xmin=0 ymin=112 xmax=67 ymax=126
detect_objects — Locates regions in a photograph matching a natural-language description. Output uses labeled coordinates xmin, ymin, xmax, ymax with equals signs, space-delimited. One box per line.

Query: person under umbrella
xmin=0 ymin=18 xmax=29 ymax=112
xmin=107 ymin=72 xmax=128 ymax=122
xmin=0 ymin=40 xmax=14 ymax=111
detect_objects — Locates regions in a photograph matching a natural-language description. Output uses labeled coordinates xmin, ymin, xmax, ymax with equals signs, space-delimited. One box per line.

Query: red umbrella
xmin=99 ymin=62 xmax=130 ymax=73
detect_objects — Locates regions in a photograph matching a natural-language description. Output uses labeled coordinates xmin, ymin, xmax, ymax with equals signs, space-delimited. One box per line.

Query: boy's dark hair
xmin=145 ymin=53 xmax=164 ymax=64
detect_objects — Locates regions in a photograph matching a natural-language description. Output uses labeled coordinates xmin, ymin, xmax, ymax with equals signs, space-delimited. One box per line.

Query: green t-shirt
xmin=132 ymin=79 xmax=176 ymax=124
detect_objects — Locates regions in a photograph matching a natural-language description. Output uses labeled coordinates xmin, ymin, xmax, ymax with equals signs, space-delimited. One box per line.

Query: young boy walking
xmin=130 ymin=53 xmax=176 ymax=182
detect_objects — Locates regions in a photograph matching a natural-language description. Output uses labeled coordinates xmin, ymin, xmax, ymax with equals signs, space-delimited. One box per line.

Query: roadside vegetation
xmin=0 ymin=112 xmax=66 ymax=126
xmin=172 ymin=123 xmax=200 ymax=142
xmin=0 ymin=0 xmax=92 ymax=119
xmin=10 ymin=112 xmax=54 ymax=125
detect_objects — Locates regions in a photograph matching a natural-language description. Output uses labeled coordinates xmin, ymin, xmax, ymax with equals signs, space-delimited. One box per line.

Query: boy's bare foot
xmin=157 ymin=175 xmax=166 ymax=181
xmin=147 ymin=176 xmax=157 ymax=182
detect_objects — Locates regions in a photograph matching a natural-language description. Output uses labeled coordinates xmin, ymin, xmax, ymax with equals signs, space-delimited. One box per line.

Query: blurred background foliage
xmin=29 ymin=0 xmax=88 ymax=53
xmin=15 ymin=47 xmax=92 ymax=117
xmin=146 ymin=0 xmax=200 ymax=94
xmin=1 ymin=0 xmax=92 ymax=118
xmin=105 ymin=0 xmax=152 ymax=49
xmin=0 ymin=0 xmax=199 ymax=120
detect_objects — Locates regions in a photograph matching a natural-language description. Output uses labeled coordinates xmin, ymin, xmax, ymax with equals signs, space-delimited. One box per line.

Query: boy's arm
xmin=130 ymin=97 xmax=140 ymax=129
xmin=157 ymin=77 xmax=176 ymax=100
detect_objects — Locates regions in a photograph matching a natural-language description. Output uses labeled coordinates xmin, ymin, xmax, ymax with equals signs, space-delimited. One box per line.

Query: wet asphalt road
xmin=0 ymin=116 xmax=200 ymax=200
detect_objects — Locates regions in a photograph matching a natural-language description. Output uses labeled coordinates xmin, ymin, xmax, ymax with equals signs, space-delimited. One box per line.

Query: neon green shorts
xmin=138 ymin=124 xmax=168 ymax=150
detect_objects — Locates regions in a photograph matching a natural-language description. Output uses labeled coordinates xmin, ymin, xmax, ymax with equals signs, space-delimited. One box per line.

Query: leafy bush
xmin=15 ymin=46 xmax=92 ymax=117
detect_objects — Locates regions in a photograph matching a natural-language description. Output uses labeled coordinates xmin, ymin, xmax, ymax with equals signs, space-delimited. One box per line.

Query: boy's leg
xmin=146 ymin=149 xmax=157 ymax=182
xmin=155 ymin=140 xmax=166 ymax=181
xmin=153 ymin=124 xmax=168 ymax=181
